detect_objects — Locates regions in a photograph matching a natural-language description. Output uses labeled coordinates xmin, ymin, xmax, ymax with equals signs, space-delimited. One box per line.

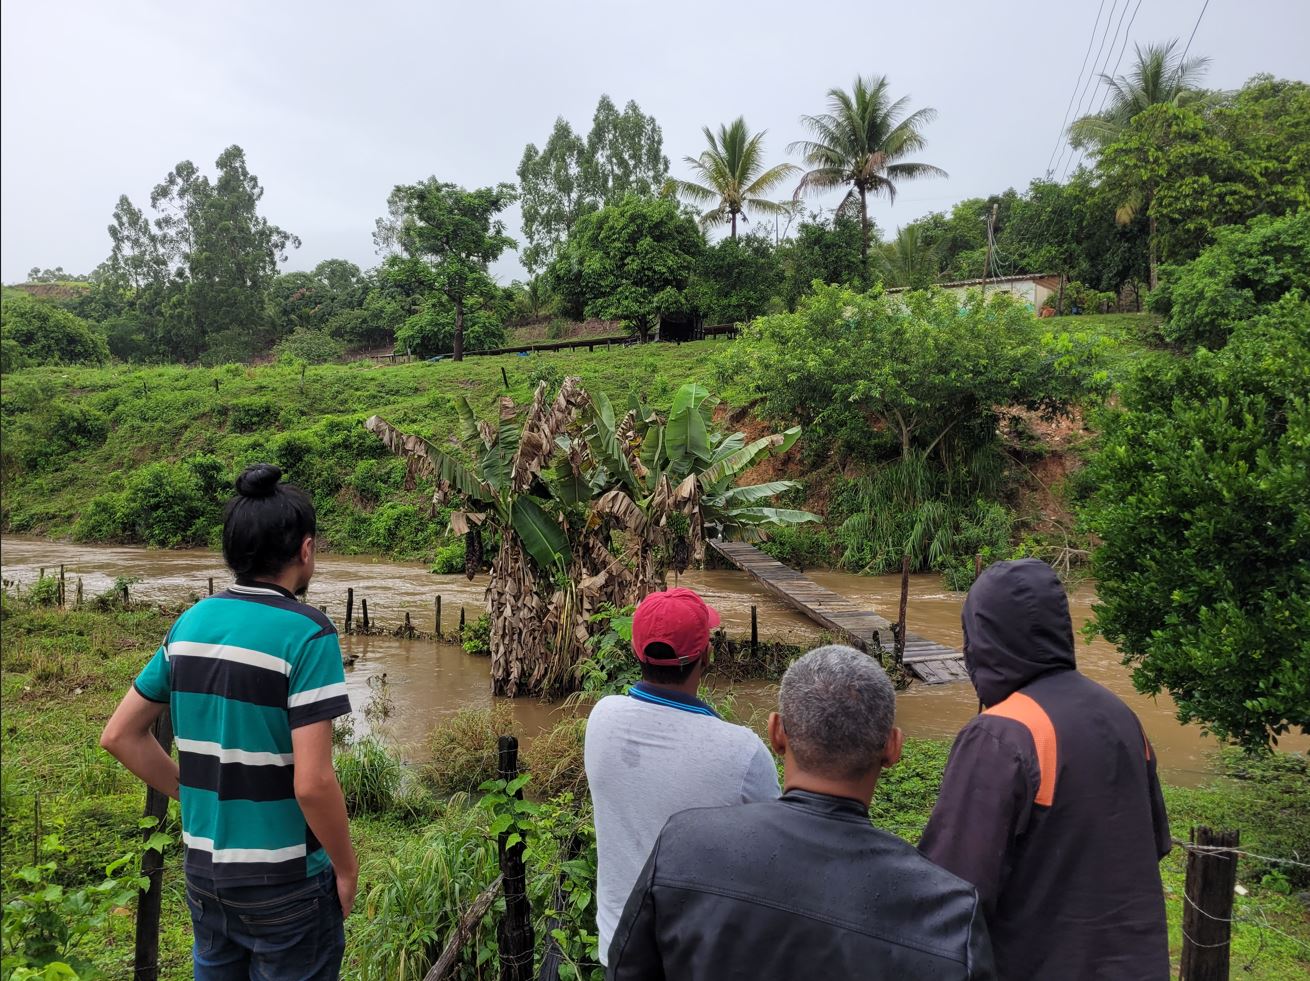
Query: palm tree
xmin=1069 ymin=40 xmax=1213 ymax=151
xmin=1071 ymin=40 xmax=1214 ymax=289
xmin=879 ymin=225 xmax=939 ymax=289
xmin=790 ymin=76 xmax=946 ymax=275
xmin=663 ymin=118 xmax=798 ymax=238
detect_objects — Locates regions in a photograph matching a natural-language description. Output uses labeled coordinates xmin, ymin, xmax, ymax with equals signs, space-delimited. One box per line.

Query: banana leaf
xmin=454 ymin=397 xmax=481 ymax=444
xmin=698 ymin=426 xmax=801 ymax=488
xmin=725 ymin=506 xmax=821 ymax=526
xmin=510 ymin=496 xmax=569 ymax=571
xmin=722 ymin=480 xmax=801 ymax=505
xmin=665 ymin=383 xmax=712 ymax=466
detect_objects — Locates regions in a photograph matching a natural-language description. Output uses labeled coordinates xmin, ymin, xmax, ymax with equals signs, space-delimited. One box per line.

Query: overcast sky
xmin=3 ymin=0 xmax=1307 ymax=285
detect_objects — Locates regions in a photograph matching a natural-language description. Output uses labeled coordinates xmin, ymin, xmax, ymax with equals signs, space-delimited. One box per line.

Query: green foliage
xmin=574 ymin=605 xmax=638 ymax=695
xmin=395 ymin=304 xmax=505 ymax=358
xmin=548 ymin=195 xmax=703 ymax=342
xmin=422 ymin=705 xmax=516 ymax=797
xmin=757 ymin=525 xmax=837 ymax=568
xmin=275 ymin=327 xmax=344 ymax=365
xmin=1151 ymin=210 xmax=1310 ymax=350
xmin=1 ymin=290 xmax=108 ymax=372
xmin=518 ymin=95 xmax=670 ymax=274
xmin=689 ymin=233 xmax=783 ymax=324
xmin=1 ymin=831 xmax=165 ymax=978
xmin=431 ymin=539 xmax=466 ymax=575
xmin=461 ymin=613 xmax=492 ymax=655
xmin=1085 ymin=295 xmax=1310 ymax=749
xmin=334 ymin=737 xmax=402 ymax=816
xmin=1046 ymin=280 xmax=1117 ymax=316
xmin=775 ymin=211 xmax=867 ymax=309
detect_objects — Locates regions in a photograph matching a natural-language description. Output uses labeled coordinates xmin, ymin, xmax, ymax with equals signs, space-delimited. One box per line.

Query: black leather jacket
xmin=607 ymin=790 xmax=996 ymax=980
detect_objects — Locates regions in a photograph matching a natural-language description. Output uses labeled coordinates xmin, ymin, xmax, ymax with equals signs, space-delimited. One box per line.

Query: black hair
xmin=639 ymin=641 xmax=701 ymax=686
xmin=222 ymin=464 xmax=316 ymax=580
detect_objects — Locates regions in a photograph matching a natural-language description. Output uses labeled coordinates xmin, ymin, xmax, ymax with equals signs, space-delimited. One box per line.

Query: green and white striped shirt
xmin=134 ymin=581 xmax=350 ymax=886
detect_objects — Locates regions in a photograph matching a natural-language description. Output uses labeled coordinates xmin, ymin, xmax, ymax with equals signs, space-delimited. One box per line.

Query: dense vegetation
xmin=3 ymin=598 xmax=1307 ymax=979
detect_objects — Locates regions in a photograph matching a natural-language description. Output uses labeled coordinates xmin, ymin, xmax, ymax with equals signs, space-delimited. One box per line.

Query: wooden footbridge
xmin=709 ymin=541 xmax=969 ymax=684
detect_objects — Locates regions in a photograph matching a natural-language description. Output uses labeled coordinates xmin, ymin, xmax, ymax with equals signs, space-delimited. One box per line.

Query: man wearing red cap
xmin=584 ymin=588 xmax=780 ymax=969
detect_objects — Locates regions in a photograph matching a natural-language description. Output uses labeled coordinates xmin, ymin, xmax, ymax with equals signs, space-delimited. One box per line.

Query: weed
xmin=422 ymin=704 xmax=516 ymax=798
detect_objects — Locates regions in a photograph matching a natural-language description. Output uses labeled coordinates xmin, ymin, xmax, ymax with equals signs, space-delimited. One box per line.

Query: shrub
xmin=395 ymin=305 xmax=506 ymax=358
xmin=227 ymin=396 xmax=279 ymax=433
xmin=335 ymin=737 xmax=402 ymax=816
xmin=522 ymin=717 xmax=589 ymax=801
xmin=0 ymin=289 xmax=108 ymax=370
xmin=116 ymin=461 xmax=213 ymax=547
xmin=1152 ymin=210 xmax=1310 ymax=350
xmin=276 ymin=328 xmax=344 ymax=365
xmin=461 ymin=612 xmax=491 ymax=655
xmin=73 ymin=495 xmax=127 ymax=542
xmin=759 ymin=525 xmax=836 ymax=569
xmin=364 ymin=502 xmax=433 ymax=556
xmin=349 ymin=458 xmax=403 ymax=505
xmin=431 ymin=539 xmax=465 ymax=575
xmin=6 ymin=403 xmax=109 ymax=471
xmin=422 ymin=704 xmax=516 ymax=797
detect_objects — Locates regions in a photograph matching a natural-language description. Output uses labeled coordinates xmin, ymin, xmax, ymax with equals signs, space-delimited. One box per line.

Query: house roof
xmin=885 ymin=273 xmax=1057 ymax=294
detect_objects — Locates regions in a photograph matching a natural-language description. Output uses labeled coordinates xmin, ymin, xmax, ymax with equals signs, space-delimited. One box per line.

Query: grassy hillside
xmin=0 ymin=341 xmax=735 ymax=561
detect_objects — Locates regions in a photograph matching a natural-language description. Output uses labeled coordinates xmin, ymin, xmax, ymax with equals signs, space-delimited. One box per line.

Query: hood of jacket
xmin=963 ymin=558 xmax=1076 ymax=706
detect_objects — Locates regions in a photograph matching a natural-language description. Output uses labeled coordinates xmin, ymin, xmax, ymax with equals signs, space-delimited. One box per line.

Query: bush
xmin=5 ymin=403 xmax=109 ymax=471
xmin=759 ymin=525 xmax=836 ymax=568
xmin=1047 ymin=280 xmax=1116 ymax=316
xmin=227 ymin=396 xmax=279 ymax=433
xmin=364 ymin=502 xmax=434 ymax=556
xmin=115 ymin=461 xmax=214 ymax=548
xmin=461 ymin=612 xmax=491 ymax=655
xmin=422 ymin=704 xmax=516 ymax=797
xmin=522 ymin=717 xmax=589 ymax=801
xmin=395 ymin=305 xmax=506 ymax=358
xmin=276 ymin=327 xmax=344 ymax=365
xmin=349 ymin=458 xmax=403 ymax=505
xmin=0 ymin=289 xmax=108 ymax=371
xmin=335 ymin=737 xmax=402 ymax=816
xmin=1151 ymin=210 xmax=1310 ymax=350
xmin=431 ymin=539 xmax=465 ymax=575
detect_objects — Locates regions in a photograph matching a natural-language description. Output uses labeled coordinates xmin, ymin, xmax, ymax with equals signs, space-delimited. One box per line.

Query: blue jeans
xmin=185 ymin=867 xmax=345 ymax=980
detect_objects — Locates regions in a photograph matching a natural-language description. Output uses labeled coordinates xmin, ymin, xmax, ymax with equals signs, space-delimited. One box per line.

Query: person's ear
xmin=767 ymin=712 xmax=787 ymax=756
xmin=300 ymin=535 xmax=315 ymax=566
xmin=880 ymin=726 xmax=904 ymax=770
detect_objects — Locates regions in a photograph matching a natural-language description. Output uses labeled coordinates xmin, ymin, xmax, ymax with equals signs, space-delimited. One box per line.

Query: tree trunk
xmin=730 ymin=210 xmax=738 ymax=240
xmin=1147 ymin=212 xmax=1158 ymax=292
xmin=859 ymin=185 xmax=870 ymax=285
xmin=453 ymin=298 xmax=465 ymax=362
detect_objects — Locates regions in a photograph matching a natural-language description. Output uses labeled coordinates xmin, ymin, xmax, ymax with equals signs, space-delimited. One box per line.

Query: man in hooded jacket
xmin=919 ymin=559 xmax=1172 ymax=980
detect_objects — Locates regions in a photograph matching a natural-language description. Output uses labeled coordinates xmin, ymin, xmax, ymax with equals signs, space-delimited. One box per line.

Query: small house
xmin=885 ymin=274 xmax=1061 ymax=312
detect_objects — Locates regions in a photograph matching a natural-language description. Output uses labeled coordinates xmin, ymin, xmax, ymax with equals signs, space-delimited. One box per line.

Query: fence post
xmin=207 ymin=577 xmax=214 ymax=596
xmin=496 ymin=736 xmax=533 ymax=981
xmin=895 ymin=555 xmax=910 ymax=666
xmin=134 ymin=710 xmax=174 ymax=981
xmin=435 ymin=595 xmax=442 ymax=638
xmin=404 ymin=611 xmax=413 ymax=637
xmin=459 ymin=606 xmax=466 ymax=633
xmin=750 ymin=606 xmax=758 ymax=658
xmin=76 ymin=578 xmax=84 ymax=607
xmin=501 ymin=366 xmax=509 ymax=389
xmin=345 ymin=588 xmax=355 ymax=634
xmin=1180 ymin=826 xmax=1239 ymax=981
xmin=59 ymin=565 xmax=66 ymax=607
xmin=362 ymin=599 xmax=370 ymax=633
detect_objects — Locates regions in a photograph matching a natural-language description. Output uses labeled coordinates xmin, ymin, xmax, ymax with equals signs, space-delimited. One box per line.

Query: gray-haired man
xmin=607 ymin=646 xmax=996 ymax=980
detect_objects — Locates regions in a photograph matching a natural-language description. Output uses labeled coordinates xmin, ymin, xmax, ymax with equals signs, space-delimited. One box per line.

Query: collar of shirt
xmin=231 ymin=579 xmax=297 ymax=599
xmin=780 ymin=788 xmax=870 ymax=819
xmin=627 ymin=681 xmax=719 ymax=718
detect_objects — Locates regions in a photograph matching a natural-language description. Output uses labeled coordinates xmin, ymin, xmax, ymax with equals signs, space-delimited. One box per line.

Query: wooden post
xmin=121 ymin=581 xmax=130 ymax=606
xmin=207 ymin=577 xmax=214 ymax=596
xmin=434 ymin=595 xmax=442 ymax=638
xmin=974 ymin=553 xmax=983 ymax=582
xmin=404 ymin=611 xmax=412 ymax=637
xmin=895 ymin=555 xmax=910 ymax=666
xmin=1180 ymin=826 xmax=1239 ymax=981
xmin=423 ymin=875 xmax=504 ymax=981
xmin=345 ymin=588 xmax=354 ymax=634
xmin=213 ymin=378 xmax=219 ymax=393
xmin=459 ymin=606 xmax=466 ymax=633
xmin=496 ymin=736 xmax=533 ymax=981
xmin=750 ymin=605 xmax=758 ymax=658
xmin=76 ymin=578 xmax=84 ymax=606
xmin=134 ymin=710 xmax=174 ymax=981
xmin=500 ymin=366 xmax=509 ymax=389
xmin=362 ymin=599 xmax=370 ymax=633
xmin=59 ymin=565 xmax=66 ymax=607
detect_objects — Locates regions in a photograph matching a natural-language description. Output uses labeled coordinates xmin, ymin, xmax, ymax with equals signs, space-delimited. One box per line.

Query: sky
xmin=2 ymin=0 xmax=1308 ymax=286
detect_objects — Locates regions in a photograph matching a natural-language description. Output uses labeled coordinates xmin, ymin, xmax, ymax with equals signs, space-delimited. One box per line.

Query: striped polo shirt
xmin=134 ymin=581 xmax=351 ymax=886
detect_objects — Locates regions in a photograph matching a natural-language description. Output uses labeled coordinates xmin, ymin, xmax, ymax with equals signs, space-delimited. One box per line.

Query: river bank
xmin=1 ymin=598 xmax=1307 ymax=979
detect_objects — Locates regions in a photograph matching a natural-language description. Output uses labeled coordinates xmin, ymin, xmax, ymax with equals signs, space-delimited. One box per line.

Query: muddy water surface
xmin=6 ymin=537 xmax=1301 ymax=783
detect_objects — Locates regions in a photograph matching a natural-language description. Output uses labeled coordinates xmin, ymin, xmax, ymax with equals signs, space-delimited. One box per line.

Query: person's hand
xmin=336 ymin=866 xmax=358 ymax=918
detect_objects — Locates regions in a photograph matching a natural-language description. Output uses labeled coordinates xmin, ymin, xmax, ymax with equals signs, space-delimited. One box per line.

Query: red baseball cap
xmin=632 ymin=588 xmax=721 ymax=666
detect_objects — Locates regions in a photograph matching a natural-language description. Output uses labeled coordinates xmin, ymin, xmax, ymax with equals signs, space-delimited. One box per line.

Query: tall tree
xmin=548 ymin=195 xmax=702 ymax=343
xmin=517 ymin=96 xmax=669 ymax=274
xmin=1069 ymin=39 xmax=1213 ymax=152
xmin=386 ymin=180 xmax=517 ymax=361
xmin=664 ymin=117 xmax=798 ymax=239
xmin=791 ymin=76 xmax=946 ymax=276
xmin=878 ymin=225 xmax=939 ymax=289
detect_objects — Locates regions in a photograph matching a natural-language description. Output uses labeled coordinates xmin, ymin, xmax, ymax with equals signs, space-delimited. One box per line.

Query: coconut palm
xmin=878 ymin=225 xmax=939 ymax=289
xmin=790 ymin=76 xmax=946 ymax=276
xmin=1069 ymin=40 xmax=1213 ymax=152
xmin=663 ymin=118 xmax=798 ymax=238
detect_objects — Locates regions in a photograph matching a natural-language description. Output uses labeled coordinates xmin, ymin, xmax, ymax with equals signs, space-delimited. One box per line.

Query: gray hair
xmin=778 ymin=645 xmax=896 ymax=779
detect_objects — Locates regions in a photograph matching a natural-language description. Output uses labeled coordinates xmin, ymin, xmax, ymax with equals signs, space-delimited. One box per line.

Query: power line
xmin=1045 ymin=0 xmax=1109 ymax=179
xmin=1052 ymin=0 xmax=1122 ymax=181
xmin=1068 ymin=0 xmax=1146 ymax=175
xmin=1062 ymin=0 xmax=1136 ymax=180
xmin=1180 ymin=0 xmax=1212 ymax=63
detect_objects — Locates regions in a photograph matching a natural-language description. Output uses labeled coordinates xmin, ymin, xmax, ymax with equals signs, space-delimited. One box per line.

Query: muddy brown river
xmin=5 ymin=536 xmax=1301 ymax=784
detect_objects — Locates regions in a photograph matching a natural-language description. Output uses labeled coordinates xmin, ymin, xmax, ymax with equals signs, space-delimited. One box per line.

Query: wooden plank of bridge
xmin=708 ymin=540 xmax=967 ymax=685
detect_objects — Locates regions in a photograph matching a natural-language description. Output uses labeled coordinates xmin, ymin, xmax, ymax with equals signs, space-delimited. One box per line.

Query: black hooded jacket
xmin=918 ymin=559 xmax=1171 ymax=980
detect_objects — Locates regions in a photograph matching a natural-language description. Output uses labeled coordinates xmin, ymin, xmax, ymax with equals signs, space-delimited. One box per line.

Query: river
xmin=5 ymin=536 xmax=1297 ymax=784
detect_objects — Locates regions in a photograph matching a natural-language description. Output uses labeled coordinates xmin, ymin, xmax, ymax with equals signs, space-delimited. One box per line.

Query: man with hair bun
xmin=607 ymin=645 xmax=996 ymax=979
xmin=101 ymin=464 xmax=356 ymax=980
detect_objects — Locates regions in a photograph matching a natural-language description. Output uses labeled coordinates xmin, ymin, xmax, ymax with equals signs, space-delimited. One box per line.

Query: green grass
xmin=2 ymin=597 xmax=1306 ymax=979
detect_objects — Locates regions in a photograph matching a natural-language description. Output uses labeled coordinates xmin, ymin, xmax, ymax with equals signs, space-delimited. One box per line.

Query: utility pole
xmin=981 ymin=202 xmax=999 ymax=297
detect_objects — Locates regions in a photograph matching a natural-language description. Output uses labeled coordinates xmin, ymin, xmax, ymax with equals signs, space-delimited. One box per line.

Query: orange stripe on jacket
xmin=984 ymin=692 xmax=1058 ymax=806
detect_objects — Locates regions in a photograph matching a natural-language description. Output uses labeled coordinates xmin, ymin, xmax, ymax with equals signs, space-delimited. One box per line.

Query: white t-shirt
xmin=583 ymin=686 xmax=781 ymax=965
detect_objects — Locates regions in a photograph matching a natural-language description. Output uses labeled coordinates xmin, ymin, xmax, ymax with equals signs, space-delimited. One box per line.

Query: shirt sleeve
xmin=287 ymin=629 xmax=351 ymax=729
xmin=739 ymin=737 xmax=782 ymax=802
xmin=918 ymin=720 xmax=1035 ymax=912
xmin=133 ymin=646 xmax=171 ymax=704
